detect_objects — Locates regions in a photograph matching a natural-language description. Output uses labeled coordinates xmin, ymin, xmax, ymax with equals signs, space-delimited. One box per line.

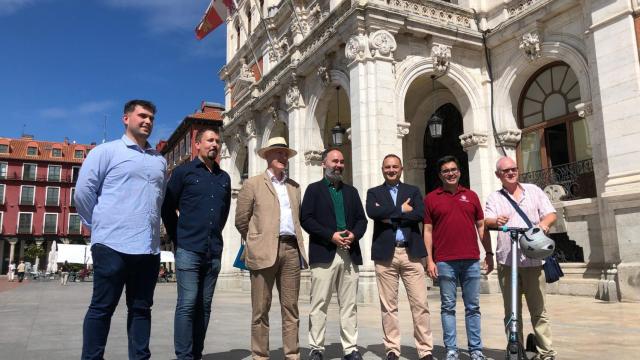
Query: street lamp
xmin=331 ymin=86 xmax=346 ymax=146
xmin=428 ymin=75 xmax=443 ymax=139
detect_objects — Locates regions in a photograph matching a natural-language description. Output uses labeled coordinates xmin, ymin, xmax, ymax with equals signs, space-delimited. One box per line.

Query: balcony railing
xmin=520 ymin=158 xmax=596 ymax=201
xmin=3 ymin=174 xmax=78 ymax=183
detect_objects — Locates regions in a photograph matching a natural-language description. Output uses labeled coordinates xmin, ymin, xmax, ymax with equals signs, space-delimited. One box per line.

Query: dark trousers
xmin=174 ymin=247 xmax=222 ymax=360
xmin=81 ymin=243 xmax=160 ymax=360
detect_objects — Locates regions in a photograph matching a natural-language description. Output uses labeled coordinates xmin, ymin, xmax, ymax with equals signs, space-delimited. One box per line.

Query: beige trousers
xmin=308 ymin=248 xmax=359 ymax=355
xmin=375 ymin=248 xmax=434 ymax=358
xmin=250 ymin=238 xmax=301 ymax=360
xmin=497 ymin=264 xmax=556 ymax=357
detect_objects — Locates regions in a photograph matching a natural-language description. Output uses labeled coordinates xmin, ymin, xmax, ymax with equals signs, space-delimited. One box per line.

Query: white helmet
xmin=519 ymin=227 xmax=555 ymax=260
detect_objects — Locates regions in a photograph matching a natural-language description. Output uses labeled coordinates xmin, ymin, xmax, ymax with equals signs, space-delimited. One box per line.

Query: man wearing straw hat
xmin=235 ymin=136 xmax=308 ymax=360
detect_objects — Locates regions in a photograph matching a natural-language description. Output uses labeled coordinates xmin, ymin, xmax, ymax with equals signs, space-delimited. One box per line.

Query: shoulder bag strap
xmin=499 ymin=188 xmax=533 ymax=229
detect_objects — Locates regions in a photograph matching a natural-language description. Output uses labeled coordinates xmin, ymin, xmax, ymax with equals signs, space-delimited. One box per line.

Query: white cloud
xmin=0 ymin=0 xmax=36 ymax=16
xmin=102 ymin=0 xmax=211 ymax=34
xmin=38 ymin=100 xmax=115 ymax=119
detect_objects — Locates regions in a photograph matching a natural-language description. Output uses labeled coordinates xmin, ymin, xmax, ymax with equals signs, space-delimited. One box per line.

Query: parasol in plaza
xmin=46 ymin=241 xmax=58 ymax=274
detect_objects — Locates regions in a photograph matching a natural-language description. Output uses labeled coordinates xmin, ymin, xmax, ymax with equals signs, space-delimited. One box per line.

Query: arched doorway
xmin=423 ymin=103 xmax=469 ymax=193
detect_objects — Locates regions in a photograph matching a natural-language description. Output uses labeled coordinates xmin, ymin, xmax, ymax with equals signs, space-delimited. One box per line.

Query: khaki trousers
xmin=497 ymin=264 xmax=556 ymax=357
xmin=250 ymin=238 xmax=301 ymax=360
xmin=308 ymin=248 xmax=359 ymax=355
xmin=374 ymin=248 xmax=434 ymax=358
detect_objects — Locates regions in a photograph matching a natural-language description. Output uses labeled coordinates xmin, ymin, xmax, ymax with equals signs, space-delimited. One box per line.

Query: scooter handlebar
xmin=491 ymin=226 xmax=529 ymax=233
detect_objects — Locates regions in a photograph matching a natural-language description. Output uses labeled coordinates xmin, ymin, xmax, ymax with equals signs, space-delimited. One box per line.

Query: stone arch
xmin=496 ymin=41 xmax=591 ymax=130
xmin=305 ymin=69 xmax=350 ymax=151
xmin=260 ymin=109 xmax=289 ymax=148
xmin=394 ymin=56 xmax=483 ymax=133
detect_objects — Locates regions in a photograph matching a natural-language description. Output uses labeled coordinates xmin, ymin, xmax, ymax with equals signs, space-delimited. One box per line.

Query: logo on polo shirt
xmin=459 ymin=194 xmax=469 ymax=203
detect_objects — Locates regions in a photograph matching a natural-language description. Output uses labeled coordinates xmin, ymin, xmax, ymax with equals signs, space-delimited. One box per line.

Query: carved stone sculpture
xmin=459 ymin=133 xmax=488 ymax=150
xmin=345 ymin=34 xmax=368 ymax=61
xmin=369 ymin=30 xmax=397 ymax=59
xmin=520 ymin=32 xmax=541 ymax=61
xmin=431 ymin=44 xmax=451 ymax=74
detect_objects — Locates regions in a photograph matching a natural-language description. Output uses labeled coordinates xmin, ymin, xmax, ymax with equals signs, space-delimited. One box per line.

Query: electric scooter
xmin=493 ymin=226 xmax=532 ymax=360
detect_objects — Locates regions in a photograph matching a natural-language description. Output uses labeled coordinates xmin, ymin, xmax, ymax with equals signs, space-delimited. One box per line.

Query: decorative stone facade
xmin=216 ymin=0 xmax=640 ymax=302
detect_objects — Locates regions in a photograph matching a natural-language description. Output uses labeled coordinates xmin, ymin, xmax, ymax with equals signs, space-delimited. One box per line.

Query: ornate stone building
xmin=216 ymin=0 xmax=640 ymax=302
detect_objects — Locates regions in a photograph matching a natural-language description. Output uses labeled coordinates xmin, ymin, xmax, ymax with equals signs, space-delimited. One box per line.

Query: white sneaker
xmin=470 ymin=351 xmax=487 ymax=360
xmin=445 ymin=350 xmax=459 ymax=360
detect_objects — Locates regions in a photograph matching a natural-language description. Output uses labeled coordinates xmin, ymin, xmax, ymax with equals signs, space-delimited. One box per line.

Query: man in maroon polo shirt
xmin=423 ymin=155 xmax=493 ymax=360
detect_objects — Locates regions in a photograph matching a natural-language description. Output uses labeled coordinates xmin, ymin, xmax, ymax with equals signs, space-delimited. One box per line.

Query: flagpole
xmin=232 ymin=0 xmax=263 ymax=78
xmin=249 ymin=0 xmax=278 ymax=56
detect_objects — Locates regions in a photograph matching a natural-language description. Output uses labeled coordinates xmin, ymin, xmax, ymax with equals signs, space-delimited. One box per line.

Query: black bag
xmin=542 ymin=255 xmax=564 ymax=283
xmin=499 ymin=189 xmax=564 ymax=283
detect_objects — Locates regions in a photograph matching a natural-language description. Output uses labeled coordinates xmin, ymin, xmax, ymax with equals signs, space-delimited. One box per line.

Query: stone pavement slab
xmin=0 ymin=279 xmax=638 ymax=359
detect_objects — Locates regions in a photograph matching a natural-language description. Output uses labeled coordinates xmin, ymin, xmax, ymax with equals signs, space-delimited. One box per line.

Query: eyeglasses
xmin=440 ymin=168 xmax=459 ymax=175
xmin=500 ymin=167 xmax=518 ymax=174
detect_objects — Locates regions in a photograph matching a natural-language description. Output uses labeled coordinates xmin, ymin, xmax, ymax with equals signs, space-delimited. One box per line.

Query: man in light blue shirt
xmin=75 ymin=99 xmax=167 ymax=360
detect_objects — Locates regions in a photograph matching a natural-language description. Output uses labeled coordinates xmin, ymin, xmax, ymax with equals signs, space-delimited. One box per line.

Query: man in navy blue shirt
xmin=161 ymin=127 xmax=231 ymax=360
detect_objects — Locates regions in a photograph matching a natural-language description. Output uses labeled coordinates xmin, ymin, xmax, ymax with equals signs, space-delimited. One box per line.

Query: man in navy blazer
xmin=365 ymin=154 xmax=434 ymax=360
xmin=301 ymin=148 xmax=367 ymax=360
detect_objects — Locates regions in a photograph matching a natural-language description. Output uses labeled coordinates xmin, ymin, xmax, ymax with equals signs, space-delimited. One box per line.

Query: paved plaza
xmin=0 ymin=278 xmax=638 ymax=360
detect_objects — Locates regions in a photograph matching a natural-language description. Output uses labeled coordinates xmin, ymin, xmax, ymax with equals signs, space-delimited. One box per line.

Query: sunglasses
xmin=500 ymin=167 xmax=518 ymax=174
xmin=440 ymin=168 xmax=459 ymax=175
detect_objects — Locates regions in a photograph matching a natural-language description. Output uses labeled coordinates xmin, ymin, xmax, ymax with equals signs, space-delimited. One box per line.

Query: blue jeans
xmin=82 ymin=243 xmax=160 ymax=360
xmin=437 ymin=260 xmax=482 ymax=352
xmin=174 ymin=247 xmax=221 ymax=360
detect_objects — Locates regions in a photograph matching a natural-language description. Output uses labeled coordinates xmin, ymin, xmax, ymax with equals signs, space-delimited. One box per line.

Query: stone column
xmin=285 ymin=80 xmax=308 ymax=190
xmin=585 ymin=4 xmax=640 ymax=301
xmin=8 ymin=240 xmax=16 ymax=269
xmin=245 ymin=119 xmax=260 ymax=177
xmin=460 ymin=132 xmax=493 ymax=200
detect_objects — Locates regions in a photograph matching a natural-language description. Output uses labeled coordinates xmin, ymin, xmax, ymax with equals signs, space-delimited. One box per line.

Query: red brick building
xmin=157 ymin=101 xmax=225 ymax=171
xmin=0 ymin=135 xmax=94 ymax=274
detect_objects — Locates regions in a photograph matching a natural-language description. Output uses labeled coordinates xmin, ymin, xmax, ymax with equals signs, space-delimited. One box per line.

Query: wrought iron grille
xmin=520 ymin=158 xmax=596 ymax=200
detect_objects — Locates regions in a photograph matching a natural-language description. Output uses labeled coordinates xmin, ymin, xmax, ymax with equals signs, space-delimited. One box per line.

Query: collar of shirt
xmin=194 ymin=157 xmax=220 ymax=173
xmin=121 ymin=134 xmax=153 ymax=152
xmin=385 ymin=182 xmax=400 ymax=191
xmin=436 ymin=185 xmax=467 ymax=195
xmin=267 ymin=169 xmax=287 ymax=185
xmin=501 ymin=183 xmax=527 ymax=203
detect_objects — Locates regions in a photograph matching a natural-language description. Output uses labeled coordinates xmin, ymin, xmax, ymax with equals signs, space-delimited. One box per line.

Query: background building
xmin=0 ymin=135 xmax=94 ymax=274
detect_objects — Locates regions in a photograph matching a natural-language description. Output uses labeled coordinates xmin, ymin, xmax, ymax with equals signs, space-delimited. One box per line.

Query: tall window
xmin=185 ymin=132 xmax=191 ymax=155
xmin=0 ymin=184 xmax=5 ymax=205
xmin=74 ymin=149 xmax=84 ymax=159
xmin=43 ymin=213 xmax=58 ymax=234
xmin=72 ymin=166 xmax=81 ymax=182
xmin=236 ymin=23 xmax=241 ymax=50
xmin=27 ymin=146 xmax=37 ymax=156
xmin=0 ymin=162 xmax=7 ymax=179
xmin=48 ymin=165 xmax=61 ymax=182
xmin=518 ymin=62 xmax=589 ymax=172
xmin=17 ymin=212 xmax=33 ymax=234
xmin=45 ymin=187 xmax=60 ymax=206
xmin=20 ymin=185 xmax=35 ymax=205
xmin=52 ymin=148 xmax=62 ymax=157
xmin=68 ymin=213 xmax=82 ymax=234
xmin=70 ymin=187 xmax=76 ymax=208
xmin=23 ymin=163 xmax=37 ymax=181
xmin=0 ymin=144 xmax=8 ymax=153
xmin=246 ymin=8 xmax=252 ymax=35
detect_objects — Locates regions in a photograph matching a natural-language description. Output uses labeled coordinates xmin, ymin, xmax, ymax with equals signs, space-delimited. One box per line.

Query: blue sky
xmin=0 ymin=0 xmax=227 ymax=146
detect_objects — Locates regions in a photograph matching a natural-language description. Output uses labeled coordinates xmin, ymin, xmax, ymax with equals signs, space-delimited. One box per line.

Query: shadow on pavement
xmin=202 ymin=348 xmax=251 ymax=360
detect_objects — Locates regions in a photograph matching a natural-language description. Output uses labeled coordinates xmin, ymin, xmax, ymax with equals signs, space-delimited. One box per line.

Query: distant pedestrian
xmin=162 ymin=127 xmax=231 ymax=360
xmin=7 ymin=261 xmax=16 ymax=282
xmin=75 ymin=99 xmax=167 ymax=360
xmin=17 ymin=260 xmax=26 ymax=283
xmin=60 ymin=261 xmax=70 ymax=285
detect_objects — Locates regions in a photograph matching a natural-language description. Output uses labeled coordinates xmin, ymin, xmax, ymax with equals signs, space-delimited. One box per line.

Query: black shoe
xmin=309 ymin=350 xmax=323 ymax=360
xmin=344 ymin=350 xmax=363 ymax=360
xmin=386 ymin=352 xmax=399 ymax=360
xmin=420 ymin=354 xmax=435 ymax=360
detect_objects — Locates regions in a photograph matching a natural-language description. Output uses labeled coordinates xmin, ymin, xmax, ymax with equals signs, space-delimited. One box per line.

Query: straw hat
xmin=257 ymin=136 xmax=297 ymax=159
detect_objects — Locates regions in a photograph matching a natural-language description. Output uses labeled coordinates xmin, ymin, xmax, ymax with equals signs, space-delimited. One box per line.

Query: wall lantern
xmin=428 ymin=75 xmax=443 ymax=139
xmin=331 ymin=86 xmax=347 ymax=146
